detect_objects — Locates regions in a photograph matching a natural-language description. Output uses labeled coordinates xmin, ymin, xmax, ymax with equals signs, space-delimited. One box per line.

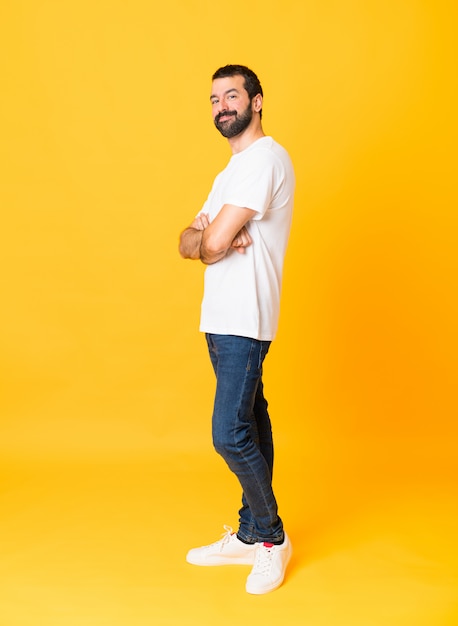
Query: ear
xmin=252 ymin=93 xmax=263 ymax=114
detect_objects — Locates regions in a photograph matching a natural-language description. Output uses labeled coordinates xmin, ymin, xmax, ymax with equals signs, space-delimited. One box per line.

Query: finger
xmin=238 ymin=228 xmax=252 ymax=245
xmin=237 ymin=234 xmax=252 ymax=247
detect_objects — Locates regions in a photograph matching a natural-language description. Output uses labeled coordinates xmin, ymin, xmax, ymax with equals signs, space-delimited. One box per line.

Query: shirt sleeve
xmin=223 ymin=149 xmax=283 ymax=220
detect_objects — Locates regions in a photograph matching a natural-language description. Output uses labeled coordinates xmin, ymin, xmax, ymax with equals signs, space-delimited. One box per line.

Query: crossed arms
xmin=179 ymin=204 xmax=257 ymax=265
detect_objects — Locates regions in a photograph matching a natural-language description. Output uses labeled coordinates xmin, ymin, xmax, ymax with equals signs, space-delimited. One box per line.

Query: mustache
xmin=215 ymin=110 xmax=237 ymax=123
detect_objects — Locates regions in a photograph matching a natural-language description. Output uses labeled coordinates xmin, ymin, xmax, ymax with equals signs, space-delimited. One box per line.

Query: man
xmin=179 ymin=65 xmax=295 ymax=595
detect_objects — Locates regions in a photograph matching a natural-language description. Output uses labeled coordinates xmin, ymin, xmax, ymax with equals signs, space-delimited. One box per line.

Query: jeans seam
xmin=233 ymin=349 xmax=278 ymax=533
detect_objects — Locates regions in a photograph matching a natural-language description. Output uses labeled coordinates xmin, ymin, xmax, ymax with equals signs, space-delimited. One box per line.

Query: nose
xmin=215 ymin=101 xmax=228 ymax=116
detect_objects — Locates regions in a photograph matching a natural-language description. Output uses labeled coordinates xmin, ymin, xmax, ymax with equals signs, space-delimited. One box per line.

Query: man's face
xmin=210 ymin=75 xmax=253 ymax=139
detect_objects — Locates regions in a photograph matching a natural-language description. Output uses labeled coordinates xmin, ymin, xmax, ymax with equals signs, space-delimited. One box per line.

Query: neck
xmin=227 ymin=122 xmax=265 ymax=154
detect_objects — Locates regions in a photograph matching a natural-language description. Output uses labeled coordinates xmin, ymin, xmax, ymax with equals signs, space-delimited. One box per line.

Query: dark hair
xmin=212 ymin=64 xmax=263 ymax=119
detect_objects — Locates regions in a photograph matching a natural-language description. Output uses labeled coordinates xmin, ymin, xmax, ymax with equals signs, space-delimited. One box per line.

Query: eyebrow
xmin=210 ymin=88 xmax=240 ymax=101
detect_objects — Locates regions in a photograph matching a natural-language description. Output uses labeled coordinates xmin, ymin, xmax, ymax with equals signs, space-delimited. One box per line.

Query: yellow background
xmin=1 ymin=1 xmax=457 ymax=624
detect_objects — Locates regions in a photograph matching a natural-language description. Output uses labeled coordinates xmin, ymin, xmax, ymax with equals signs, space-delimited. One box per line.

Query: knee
xmin=213 ymin=429 xmax=249 ymax=462
xmin=213 ymin=432 xmax=232 ymax=459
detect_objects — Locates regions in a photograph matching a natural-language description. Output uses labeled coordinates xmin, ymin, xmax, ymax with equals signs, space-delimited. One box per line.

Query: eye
xmin=211 ymin=98 xmax=219 ymax=105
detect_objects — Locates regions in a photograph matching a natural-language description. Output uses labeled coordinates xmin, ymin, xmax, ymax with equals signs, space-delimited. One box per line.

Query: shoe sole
xmin=186 ymin=554 xmax=255 ymax=566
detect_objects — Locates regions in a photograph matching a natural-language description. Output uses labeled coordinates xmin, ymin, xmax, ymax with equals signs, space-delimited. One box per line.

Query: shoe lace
xmin=206 ymin=525 xmax=234 ymax=552
xmin=252 ymin=543 xmax=274 ymax=576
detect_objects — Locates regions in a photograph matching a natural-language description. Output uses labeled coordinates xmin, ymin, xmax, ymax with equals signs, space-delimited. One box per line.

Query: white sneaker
xmin=186 ymin=526 xmax=257 ymax=566
xmin=245 ymin=533 xmax=292 ymax=594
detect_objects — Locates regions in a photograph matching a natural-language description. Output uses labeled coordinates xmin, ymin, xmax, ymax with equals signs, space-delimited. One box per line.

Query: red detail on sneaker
xmin=263 ymin=542 xmax=274 ymax=548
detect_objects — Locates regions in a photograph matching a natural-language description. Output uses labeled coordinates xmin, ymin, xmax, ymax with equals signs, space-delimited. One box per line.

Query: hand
xmin=190 ymin=213 xmax=210 ymax=231
xmin=231 ymin=226 xmax=252 ymax=254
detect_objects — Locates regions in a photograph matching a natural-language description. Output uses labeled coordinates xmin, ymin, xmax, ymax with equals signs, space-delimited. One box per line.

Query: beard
xmin=214 ymin=103 xmax=253 ymax=138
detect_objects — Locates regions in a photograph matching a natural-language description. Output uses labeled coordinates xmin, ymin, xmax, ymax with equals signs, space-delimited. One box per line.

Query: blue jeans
xmin=206 ymin=333 xmax=284 ymax=544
